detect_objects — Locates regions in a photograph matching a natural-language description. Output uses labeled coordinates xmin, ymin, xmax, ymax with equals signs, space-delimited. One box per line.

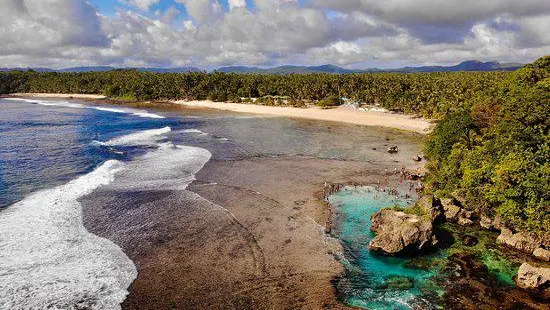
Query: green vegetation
xmin=0 ymin=57 xmax=547 ymax=235
xmin=0 ymin=69 xmax=508 ymax=118
xmin=424 ymin=56 xmax=550 ymax=236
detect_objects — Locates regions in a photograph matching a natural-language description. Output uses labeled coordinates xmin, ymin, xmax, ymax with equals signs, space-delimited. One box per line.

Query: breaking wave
xmin=4 ymin=98 xmax=165 ymax=119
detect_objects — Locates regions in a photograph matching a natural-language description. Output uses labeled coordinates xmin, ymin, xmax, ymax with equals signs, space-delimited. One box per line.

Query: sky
xmin=1 ymin=0 xmax=549 ymax=69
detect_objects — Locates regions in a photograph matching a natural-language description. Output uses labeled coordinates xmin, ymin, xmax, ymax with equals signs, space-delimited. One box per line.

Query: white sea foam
xmin=131 ymin=111 xmax=165 ymax=119
xmin=111 ymin=143 xmax=212 ymax=191
xmin=92 ymin=107 xmax=127 ymax=113
xmin=6 ymin=98 xmax=166 ymax=119
xmin=0 ymin=160 xmax=137 ymax=310
xmin=182 ymin=129 xmax=203 ymax=133
xmin=98 ymin=126 xmax=172 ymax=146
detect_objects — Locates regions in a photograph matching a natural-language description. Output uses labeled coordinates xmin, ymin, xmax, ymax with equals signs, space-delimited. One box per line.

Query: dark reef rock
xmin=369 ymin=209 xmax=438 ymax=255
xmin=462 ymin=235 xmax=479 ymax=247
xmin=387 ymin=146 xmax=398 ymax=154
xmin=384 ymin=275 xmax=415 ymax=290
xmin=443 ymin=252 xmax=550 ymax=309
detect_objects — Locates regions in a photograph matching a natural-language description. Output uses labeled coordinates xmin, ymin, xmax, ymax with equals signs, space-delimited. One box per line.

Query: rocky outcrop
xmin=515 ymin=263 xmax=550 ymax=290
xmin=479 ymin=215 xmax=505 ymax=231
xmin=497 ymin=228 xmax=541 ymax=253
xmin=417 ymin=196 xmax=444 ymax=223
xmin=497 ymin=228 xmax=550 ymax=262
xmin=534 ymin=248 xmax=550 ymax=262
xmin=440 ymin=198 xmax=476 ymax=226
xmin=369 ymin=209 xmax=437 ymax=255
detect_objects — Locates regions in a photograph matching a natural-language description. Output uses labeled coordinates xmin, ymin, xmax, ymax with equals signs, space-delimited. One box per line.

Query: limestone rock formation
xmin=369 ymin=209 xmax=437 ymax=255
xmin=515 ymin=263 xmax=550 ymax=290
xmin=417 ymin=196 xmax=443 ymax=223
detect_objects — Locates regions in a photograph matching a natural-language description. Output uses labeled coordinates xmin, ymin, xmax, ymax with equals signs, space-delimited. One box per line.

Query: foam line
xmin=0 ymin=160 xmax=137 ymax=310
xmin=98 ymin=126 xmax=172 ymax=146
xmin=5 ymin=98 xmax=165 ymax=119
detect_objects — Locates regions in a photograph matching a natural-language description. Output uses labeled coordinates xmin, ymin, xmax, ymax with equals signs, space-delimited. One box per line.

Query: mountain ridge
xmin=0 ymin=60 xmax=524 ymax=74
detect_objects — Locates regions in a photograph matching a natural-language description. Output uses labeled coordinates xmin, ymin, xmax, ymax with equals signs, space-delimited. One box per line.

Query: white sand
xmin=174 ymin=100 xmax=432 ymax=134
xmin=8 ymin=93 xmax=107 ymax=99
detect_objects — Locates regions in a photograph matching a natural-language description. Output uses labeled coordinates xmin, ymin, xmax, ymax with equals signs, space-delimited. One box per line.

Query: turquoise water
xmin=329 ymin=185 xmax=523 ymax=309
xmin=329 ymin=186 xmax=444 ymax=310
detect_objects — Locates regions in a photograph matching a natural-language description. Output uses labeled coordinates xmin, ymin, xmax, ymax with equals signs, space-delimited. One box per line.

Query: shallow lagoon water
xmin=329 ymin=186 xmax=444 ymax=309
xmin=329 ymin=185 xmax=523 ymax=309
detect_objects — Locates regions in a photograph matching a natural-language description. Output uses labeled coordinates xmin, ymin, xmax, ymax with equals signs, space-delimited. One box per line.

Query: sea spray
xmin=4 ymin=98 xmax=166 ymax=119
xmin=0 ymin=160 xmax=137 ymax=310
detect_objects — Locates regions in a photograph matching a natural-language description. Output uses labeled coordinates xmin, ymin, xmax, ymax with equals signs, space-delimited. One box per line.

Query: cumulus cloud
xmin=0 ymin=0 xmax=108 ymax=56
xmin=0 ymin=0 xmax=548 ymax=68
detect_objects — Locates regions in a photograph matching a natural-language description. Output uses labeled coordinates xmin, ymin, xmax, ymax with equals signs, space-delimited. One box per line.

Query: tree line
xmin=424 ymin=56 xmax=549 ymax=236
xmin=0 ymin=69 xmax=509 ymax=118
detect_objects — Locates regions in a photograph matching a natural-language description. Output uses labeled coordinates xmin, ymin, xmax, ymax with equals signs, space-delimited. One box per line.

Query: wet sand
xmin=78 ymin=109 xmax=424 ymax=309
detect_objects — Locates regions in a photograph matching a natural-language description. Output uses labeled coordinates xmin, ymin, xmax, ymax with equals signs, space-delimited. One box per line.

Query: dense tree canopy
xmin=425 ymin=56 xmax=549 ymax=235
xmin=0 ymin=69 xmax=508 ymax=118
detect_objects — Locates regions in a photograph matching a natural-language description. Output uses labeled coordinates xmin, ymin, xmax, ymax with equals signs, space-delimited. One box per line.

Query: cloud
xmin=0 ymin=0 xmax=109 ymax=56
xmin=228 ymin=0 xmax=246 ymax=11
xmin=0 ymin=0 xmax=548 ymax=69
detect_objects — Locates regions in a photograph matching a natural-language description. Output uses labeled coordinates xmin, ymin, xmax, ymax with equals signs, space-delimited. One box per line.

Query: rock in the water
xmin=417 ymin=196 xmax=444 ymax=223
xmin=480 ymin=215 xmax=495 ymax=230
xmin=413 ymin=155 xmax=422 ymax=162
xmin=384 ymin=275 xmax=415 ymax=290
xmin=533 ymin=248 xmax=550 ymax=262
xmin=441 ymin=198 xmax=461 ymax=221
xmin=515 ymin=263 xmax=550 ymax=290
xmin=462 ymin=235 xmax=479 ymax=247
xmin=387 ymin=146 xmax=398 ymax=154
xmin=369 ymin=209 xmax=438 ymax=255
xmin=497 ymin=228 xmax=542 ymax=254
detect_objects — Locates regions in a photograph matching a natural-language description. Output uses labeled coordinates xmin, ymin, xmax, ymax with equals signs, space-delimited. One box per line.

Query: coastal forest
xmin=0 ymin=56 xmax=548 ymax=236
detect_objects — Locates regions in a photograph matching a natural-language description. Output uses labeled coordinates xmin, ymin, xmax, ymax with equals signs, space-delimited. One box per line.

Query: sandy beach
xmin=174 ymin=100 xmax=432 ymax=134
xmin=5 ymin=94 xmax=432 ymax=134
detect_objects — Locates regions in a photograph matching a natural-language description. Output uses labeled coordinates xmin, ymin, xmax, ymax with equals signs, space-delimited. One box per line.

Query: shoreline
xmin=3 ymin=93 xmax=432 ymax=134
xmin=7 ymin=93 xmax=107 ymax=100
xmin=175 ymin=100 xmax=432 ymax=134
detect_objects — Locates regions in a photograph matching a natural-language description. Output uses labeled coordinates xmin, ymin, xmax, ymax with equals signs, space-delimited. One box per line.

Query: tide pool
xmin=328 ymin=185 xmax=523 ymax=310
xmin=328 ymin=186 xmax=444 ymax=310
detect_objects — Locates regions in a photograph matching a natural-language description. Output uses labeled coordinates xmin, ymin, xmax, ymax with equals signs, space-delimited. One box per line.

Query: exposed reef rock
xmin=440 ymin=198 xmax=475 ymax=226
xmin=496 ymin=228 xmax=550 ymax=262
xmin=369 ymin=209 xmax=437 ymax=255
xmin=417 ymin=196 xmax=444 ymax=223
xmin=533 ymin=248 xmax=550 ymax=262
xmin=516 ymin=263 xmax=550 ymax=290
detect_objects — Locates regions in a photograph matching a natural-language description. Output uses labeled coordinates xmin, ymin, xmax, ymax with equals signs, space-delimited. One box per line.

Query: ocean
xmin=0 ymin=97 xmax=210 ymax=309
xmin=1 ymin=97 xmax=519 ymax=309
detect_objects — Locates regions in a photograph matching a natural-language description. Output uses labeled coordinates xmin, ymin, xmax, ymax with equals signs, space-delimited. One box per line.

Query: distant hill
xmin=394 ymin=60 xmax=524 ymax=73
xmin=0 ymin=66 xmax=202 ymax=73
xmin=216 ymin=61 xmax=522 ymax=74
xmin=0 ymin=61 xmax=523 ymax=74
xmin=217 ymin=64 xmax=360 ymax=74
